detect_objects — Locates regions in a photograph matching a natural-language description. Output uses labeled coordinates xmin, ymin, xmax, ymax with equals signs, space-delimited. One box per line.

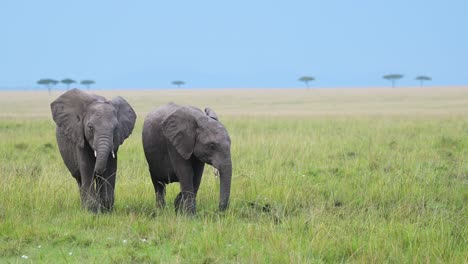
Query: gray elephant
xmin=142 ymin=103 xmax=232 ymax=214
xmin=51 ymin=89 xmax=136 ymax=213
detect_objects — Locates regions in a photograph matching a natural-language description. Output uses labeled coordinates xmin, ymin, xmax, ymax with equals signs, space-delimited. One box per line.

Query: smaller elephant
xmin=142 ymin=103 xmax=232 ymax=214
xmin=51 ymin=89 xmax=136 ymax=213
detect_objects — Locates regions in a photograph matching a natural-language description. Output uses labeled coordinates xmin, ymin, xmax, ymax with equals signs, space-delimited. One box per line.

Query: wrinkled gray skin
xmin=142 ymin=103 xmax=232 ymax=214
xmin=51 ymin=89 xmax=136 ymax=213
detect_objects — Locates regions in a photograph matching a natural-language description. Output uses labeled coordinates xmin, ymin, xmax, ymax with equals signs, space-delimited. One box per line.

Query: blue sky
xmin=1 ymin=0 xmax=467 ymax=89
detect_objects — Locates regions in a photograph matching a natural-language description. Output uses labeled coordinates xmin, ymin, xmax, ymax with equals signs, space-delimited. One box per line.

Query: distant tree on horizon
xmin=298 ymin=76 xmax=315 ymax=88
xmin=415 ymin=75 xmax=432 ymax=88
xmin=172 ymin=80 xmax=185 ymax=88
xmin=61 ymin=78 xmax=76 ymax=90
xmin=37 ymin=78 xmax=58 ymax=95
xmin=50 ymin=79 xmax=58 ymax=93
xmin=383 ymin=74 xmax=403 ymax=88
xmin=80 ymin=80 xmax=95 ymax=90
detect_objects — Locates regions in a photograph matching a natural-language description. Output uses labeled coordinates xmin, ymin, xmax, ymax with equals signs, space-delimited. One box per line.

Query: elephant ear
xmin=110 ymin=96 xmax=137 ymax=146
xmin=162 ymin=107 xmax=197 ymax=160
xmin=204 ymin=107 xmax=219 ymax=121
xmin=50 ymin=89 xmax=99 ymax=147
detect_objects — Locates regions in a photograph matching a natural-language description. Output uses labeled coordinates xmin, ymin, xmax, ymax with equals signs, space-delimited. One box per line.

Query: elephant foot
xmin=100 ymin=208 xmax=112 ymax=214
xmin=82 ymin=202 xmax=98 ymax=214
xmin=80 ymin=187 xmax=100 ymax=214
xmin=219 ymin=201 xmax=229 ymax=212
xmin=98 ymin=197 xmax=114 ymax=213
xmin=99 ymin=203 xmax=113 ymax=213
xmin=156 ymin=197 xmax=166 ymax=208
xmin=174 ymin=192 xmax=196 ymax=215
xmin=80 ymin=195 xmax=99 ymax=214
xmin=174 ymin=192 xmax=182 ymax=210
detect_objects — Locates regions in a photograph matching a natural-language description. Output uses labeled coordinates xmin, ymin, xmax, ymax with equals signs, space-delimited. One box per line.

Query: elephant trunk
xmin=94 ymin=135 xmax=114 ymax=176
xmin=217 ymin=160 xmax=232 ymax=211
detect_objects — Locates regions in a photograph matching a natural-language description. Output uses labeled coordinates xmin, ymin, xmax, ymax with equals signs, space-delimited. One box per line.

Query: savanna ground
xmin=0 ymin=87 xmax=467 ymax=263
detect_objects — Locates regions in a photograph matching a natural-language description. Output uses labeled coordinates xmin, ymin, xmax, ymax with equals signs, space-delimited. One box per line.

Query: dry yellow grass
xmin=0 ymin=86 xmax=467 ymax=119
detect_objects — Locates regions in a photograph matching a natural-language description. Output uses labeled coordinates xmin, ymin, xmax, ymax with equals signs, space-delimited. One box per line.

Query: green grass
xmin=0 ymin=89 xmax=467 ymax=263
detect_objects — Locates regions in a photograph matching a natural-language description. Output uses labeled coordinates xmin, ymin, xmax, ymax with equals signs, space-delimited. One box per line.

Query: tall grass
xmin=0 ymin=89 xmax=467 ymax=262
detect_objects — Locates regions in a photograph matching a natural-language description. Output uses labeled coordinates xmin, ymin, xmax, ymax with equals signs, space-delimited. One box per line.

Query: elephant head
xmin=162 ymin=105 xmax=232 ymax=211
xmin=51 ymin=89 xmax=136 ymax=176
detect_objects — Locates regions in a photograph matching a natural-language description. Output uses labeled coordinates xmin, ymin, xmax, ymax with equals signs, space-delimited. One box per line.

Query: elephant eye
xmin=209 ymin=143 xmax=215 ymax=150
xmin=88 ymin=124 xmax=94 ymax=131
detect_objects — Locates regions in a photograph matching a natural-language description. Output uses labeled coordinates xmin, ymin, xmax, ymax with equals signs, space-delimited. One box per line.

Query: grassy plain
xmin=0 ymin=87 xmax=467 ymax=263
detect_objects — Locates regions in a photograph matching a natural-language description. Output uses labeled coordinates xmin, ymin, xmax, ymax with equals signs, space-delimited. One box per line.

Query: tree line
xmin=37 ymin=78 xmax=95 ymax=95
xmin=171 ymin=75 xmax=433 ymax=89
xmin=298 ymin=74 xmax=432 ymax=88
xmin=36 ymin=75 xmax=433 ymax=94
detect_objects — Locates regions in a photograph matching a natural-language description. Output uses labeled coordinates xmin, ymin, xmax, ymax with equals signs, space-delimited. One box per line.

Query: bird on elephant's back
xmin=50 ymin=88 xmax=136 ymax=213
xmin=142 ymin=103 xmax=232 ymax=214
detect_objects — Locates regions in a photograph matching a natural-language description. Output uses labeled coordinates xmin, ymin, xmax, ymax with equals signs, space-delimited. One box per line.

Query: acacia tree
xmin=61 ymin=78 xmax=76 ymax=90
xmin=37 ymin=79 xmax=52 ymax=95
xmin=172 ymin=80 xmax=185 ymax=88
xmin=37 ymin=78 xmax=58 ymax=95
xmin=298 ymin=76 xmax=315 ymax=88
xmin=415 ymin=75 xmax=432 ymax=88
xmin=383 ymin=74 xmax=403 ymax=88
xmin=80 ymin=80 xmax=95 ymax=90
xmin=50 ymin=79 xmax=58 ymax=93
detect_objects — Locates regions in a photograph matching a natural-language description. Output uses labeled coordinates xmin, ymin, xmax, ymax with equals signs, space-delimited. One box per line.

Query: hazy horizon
xmin=1 ymin=85 xmax=467 ymax=92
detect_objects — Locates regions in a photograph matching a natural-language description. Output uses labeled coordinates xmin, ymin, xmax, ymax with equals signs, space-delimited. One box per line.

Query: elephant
xmin=142 ymin=103 xmax=232 ymax=214
xmin=51 ymin=89 xmax=136 ymax=213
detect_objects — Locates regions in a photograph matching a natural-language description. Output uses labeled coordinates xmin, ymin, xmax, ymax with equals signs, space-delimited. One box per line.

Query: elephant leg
xmin=175 ymin=170 xmax=196 ymax=213
xmin=169 ymin=148 xmax=196 ymax=214
xmin=192 ymin=158 xmax=205 ymax=196
xmin=174 ymin=192 xmax=182 ymax=211
xmin=97 ymin=155 xmax=117 ymax=213
xmin=177 ymin=174 xmax=196 ymax=214
xmin=78 ymin=151 xmax=98 ymax=213
xmin=174 ymin=191 xmax=195 ymax=215
xmin=154 ymin=181 xmax=166 ymax=208
xmin=149 ymin=163 xmax=167 ymax=208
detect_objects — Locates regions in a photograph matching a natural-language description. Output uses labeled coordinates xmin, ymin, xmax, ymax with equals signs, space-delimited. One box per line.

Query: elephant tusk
xmin=112 ymin=151 xmax=115 ymax=158
xmin=94 ymin=150 xmax=97 ymax=157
